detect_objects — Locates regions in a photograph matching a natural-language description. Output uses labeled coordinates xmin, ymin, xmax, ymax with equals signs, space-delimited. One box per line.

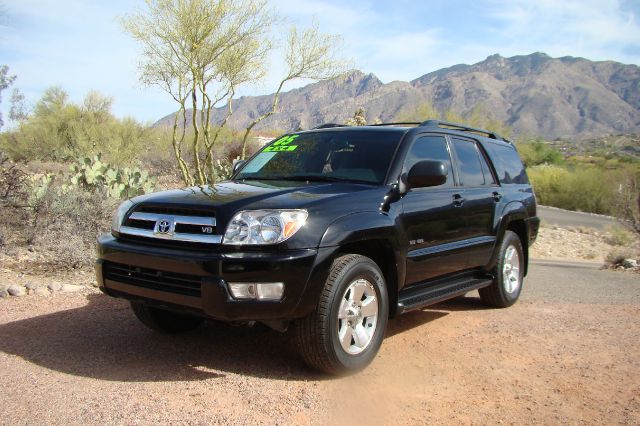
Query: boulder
xmin=7 ymin=285 xmax=27 ymax=297
xmin=34 ymin=287 xmax=50 ymax=296
xmin=48 ymin=282 xmax=62 ymax=292
xmin=60 ymin=284 xmax=84 ymax=294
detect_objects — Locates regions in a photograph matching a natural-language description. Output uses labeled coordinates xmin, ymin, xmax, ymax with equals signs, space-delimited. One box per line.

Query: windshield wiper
xmin=238 ymin=175 xmax=374 ymax=184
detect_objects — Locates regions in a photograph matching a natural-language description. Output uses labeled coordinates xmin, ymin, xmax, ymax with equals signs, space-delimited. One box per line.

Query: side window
xmin=404 ymin=135 xmax=454 ymax=187
xmin=451 ymin=138 xmax=485 ymax=187
xmin=479 ymin=148 xmax=497 ymax=185
xmin=485 ymin=142 xmax=529 ymax=184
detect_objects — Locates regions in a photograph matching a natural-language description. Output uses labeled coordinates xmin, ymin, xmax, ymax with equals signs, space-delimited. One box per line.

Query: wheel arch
xmin=490 ymin=203 xmax=531 ymax=276
xmin=335 ymin=239 xmax=401 ymax=318
xmin=317 ymin=211 xmax=403 ymax=318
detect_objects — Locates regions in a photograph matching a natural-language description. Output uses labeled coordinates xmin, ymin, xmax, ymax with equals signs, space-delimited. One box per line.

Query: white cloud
xmin=485 ymin=0 xmax=640 ymax=63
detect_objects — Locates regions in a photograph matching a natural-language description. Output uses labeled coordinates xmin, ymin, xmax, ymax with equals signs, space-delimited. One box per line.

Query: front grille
xmin=118 ymin=206 xmax=221 ymax=245
xmin=103 ymin=261 xmax=202 ymax=297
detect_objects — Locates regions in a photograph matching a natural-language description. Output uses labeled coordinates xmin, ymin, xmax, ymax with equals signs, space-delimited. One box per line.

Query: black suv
xmin=97 ymin=120 xmax=539 ymax=374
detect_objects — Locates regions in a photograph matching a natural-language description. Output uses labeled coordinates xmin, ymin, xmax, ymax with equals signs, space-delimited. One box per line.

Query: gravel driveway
xmin=0 ymin=264 xmax=638 ymax=425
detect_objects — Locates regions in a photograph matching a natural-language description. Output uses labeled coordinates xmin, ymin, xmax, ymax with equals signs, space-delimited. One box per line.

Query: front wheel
xmin=480 ymin=230 xmax=524 ymax=308
xmin=295 ymin=254 xmax=388 ymax=375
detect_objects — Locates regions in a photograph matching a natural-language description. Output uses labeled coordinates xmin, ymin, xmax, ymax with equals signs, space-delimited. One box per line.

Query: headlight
xmin=111 ymin=200 xmax=134 ymax=234
xmin=223 ymin=210 xmax=308 ymax=245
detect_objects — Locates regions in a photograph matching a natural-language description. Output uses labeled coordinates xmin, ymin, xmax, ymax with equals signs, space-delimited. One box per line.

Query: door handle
xmin=453 ymin=193 xmax=465 ymax=207
xmin=492 ymin=191 xmax=503 ymax=202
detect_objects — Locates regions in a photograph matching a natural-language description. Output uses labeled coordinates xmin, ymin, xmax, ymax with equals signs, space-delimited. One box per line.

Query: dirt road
xmin=0 ymin=264 xmax=638 ymax=425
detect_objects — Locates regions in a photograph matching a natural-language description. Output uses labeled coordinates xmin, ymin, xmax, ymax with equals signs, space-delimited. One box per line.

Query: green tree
xmin=239 ymin=20 xmax=347 ymax=159
xmin=345 ymin=107 xmax=367 ymax=126
xmin=0 ymin=65 xmax=17 ymax=129
xmin=122 ymin=1 xmax=347 ymax=185
xmin=394 ymin=103 xmax=513 ymax=139
xmin=394 ymin=102 xmax=439 ymax=122
xmin=121 ymin=0 xmax=273 ymax=186
xmin=516 ymin=138 xmax=564 ymax=167
xmin=0 ymin=87 xmax=150 ymax=165
xmin=9 ymin=88 xmax=28 ymax=122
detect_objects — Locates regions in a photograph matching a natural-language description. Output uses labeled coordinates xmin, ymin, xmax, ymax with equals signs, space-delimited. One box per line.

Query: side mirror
xmin=232 ymin=159 xmax=246 ymax=174
xmin=407 ymin=160 xmax=447 ymax=189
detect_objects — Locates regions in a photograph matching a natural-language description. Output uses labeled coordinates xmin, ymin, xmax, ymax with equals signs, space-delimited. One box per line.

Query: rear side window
xmin=404 ymin=135 xmax=454 ymax=187
xmin=451 ymin=138 xmax=485 ymax=187
xmin=485 ymin=142 xmax=529 ymax=184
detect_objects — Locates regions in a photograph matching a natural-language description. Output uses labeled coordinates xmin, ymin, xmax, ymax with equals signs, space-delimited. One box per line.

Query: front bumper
xmin=96 ymin=234 xmax=335 ymax=321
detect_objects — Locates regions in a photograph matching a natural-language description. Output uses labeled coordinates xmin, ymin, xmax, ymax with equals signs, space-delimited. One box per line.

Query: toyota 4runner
xmin=96 ymin=120 xmax=539 ymax=374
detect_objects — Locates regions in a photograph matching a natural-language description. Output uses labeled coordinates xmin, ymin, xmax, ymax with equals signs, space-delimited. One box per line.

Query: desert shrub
xmin=605 ymin=224 xmax=635 ymax=246
xmin=0 ymin=152 xmax=28 ymax=208
xmin=29 ymin=184 xmax=118 ymax=268
xmin=528 ymin=165 xmax=616 ymax=214
xmin=0 ymin=88 xmax=151 ymax=166
xmin=605 ymin=247 xmax=638 ymax=267
xmin=610 ymin=166 xmax=640 ymax=233
xmin=0 ymin=153 xmax=31 ymax=246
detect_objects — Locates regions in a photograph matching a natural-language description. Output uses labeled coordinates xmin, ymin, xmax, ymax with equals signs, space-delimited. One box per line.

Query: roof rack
xmin=370 ymin=122 xmax=422 ymax=127
xmin=313 ymin=123 xmax=347 ymax=129
xmin=312 ymin=120 xmax=511 ymax=143
xmin=420 ymin=119 xmax=507 ymax=141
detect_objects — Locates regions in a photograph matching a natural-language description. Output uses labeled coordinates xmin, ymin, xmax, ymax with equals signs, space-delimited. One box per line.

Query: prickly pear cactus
xmin=68 ymin=154 xmax=156 ymax=199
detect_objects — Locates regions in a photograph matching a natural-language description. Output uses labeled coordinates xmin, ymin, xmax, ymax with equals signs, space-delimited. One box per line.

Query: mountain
xmin=154 ymin=52 xmax=640 ymax=139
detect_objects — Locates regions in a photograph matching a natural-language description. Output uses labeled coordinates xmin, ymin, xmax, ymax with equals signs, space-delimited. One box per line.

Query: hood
xmin=130 ymin=180 xmax=388 ymax=227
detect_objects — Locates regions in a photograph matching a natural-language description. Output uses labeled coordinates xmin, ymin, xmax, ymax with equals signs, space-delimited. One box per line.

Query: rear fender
xmin=487 ymin=202 xmax=529 ymax=273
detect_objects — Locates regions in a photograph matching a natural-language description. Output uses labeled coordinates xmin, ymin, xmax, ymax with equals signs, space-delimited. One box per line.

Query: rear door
xmin=448 ymin=136 xmax=499 ymax=268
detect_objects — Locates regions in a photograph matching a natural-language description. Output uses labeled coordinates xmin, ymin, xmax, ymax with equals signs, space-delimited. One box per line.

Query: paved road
xmin=0 ymin=264 xmax=638 ymax=424
xmin=537 ymin=205 xmax=617 ymax=230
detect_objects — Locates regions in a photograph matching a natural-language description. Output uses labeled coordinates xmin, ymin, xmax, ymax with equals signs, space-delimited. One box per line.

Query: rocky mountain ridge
xmin=154 ymin=52 xmax=640 ymax=139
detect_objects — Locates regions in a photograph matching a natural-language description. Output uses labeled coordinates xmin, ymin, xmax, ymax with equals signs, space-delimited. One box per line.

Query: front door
xmin=400 ymin=134 xmax=468 ymax=284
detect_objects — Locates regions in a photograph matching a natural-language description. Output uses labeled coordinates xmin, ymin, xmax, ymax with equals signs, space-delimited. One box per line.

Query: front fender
xmin=293 ymin=211 xmax=404 ymax=319
xmin=320 ymin=211 xmax=399 ymax=248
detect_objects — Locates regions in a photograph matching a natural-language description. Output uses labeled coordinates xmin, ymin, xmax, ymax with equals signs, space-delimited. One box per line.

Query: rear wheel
xmin=296 ymin=254 xmax=388 ymax=375
xmin=480 ymin=230 xmax=524 ymax=308
xmin=130 ymin=302 xmax=204 ymax=333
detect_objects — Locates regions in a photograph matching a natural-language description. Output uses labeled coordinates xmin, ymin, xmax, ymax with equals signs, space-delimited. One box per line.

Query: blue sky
xmin=1 ymin=0 xmax=639 ymax=125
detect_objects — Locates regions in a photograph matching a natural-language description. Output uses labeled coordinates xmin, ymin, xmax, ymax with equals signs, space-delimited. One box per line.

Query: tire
xmin=295 ymin=254 xmax=389 ymax=375
xmin=480 ymin=230 xmax=524 ymax=308
xmin=130 ymin=302 xmax=204 ymax=333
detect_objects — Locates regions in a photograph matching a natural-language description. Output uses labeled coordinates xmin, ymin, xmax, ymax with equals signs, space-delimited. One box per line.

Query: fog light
xmin=228 ymin=282 xmax=284 ymax=301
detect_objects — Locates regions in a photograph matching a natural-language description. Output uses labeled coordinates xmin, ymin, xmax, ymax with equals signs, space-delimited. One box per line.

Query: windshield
xmin=235 ymin=130 xmax=403 ymax=184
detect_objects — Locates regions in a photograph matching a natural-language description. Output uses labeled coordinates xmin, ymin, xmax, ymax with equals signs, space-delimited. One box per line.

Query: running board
xmin=396 ymin=275 xmax=493 ymax=315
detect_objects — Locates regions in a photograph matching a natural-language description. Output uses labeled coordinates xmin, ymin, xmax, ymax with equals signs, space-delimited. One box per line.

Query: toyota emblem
xmin=156 ymin=219 xmax=172 ymax=234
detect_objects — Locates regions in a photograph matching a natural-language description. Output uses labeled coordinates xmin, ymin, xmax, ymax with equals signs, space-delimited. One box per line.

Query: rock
xmin=60 ymin=284 xmax=83 ymax=293
xmin=7 ymin=284 xmax=27 ymax=297
xmin=621 ymin=259 xmax=638 ymax=269
xmin=25 ymin=282 xmax=39 ymax=291
xmin=48 ymin=282 xmax=62 ymax=292
xmin=34 ymin=287 xmax=50 ymax=296
xmin=0 ymin=289 xmax=8 ymax=298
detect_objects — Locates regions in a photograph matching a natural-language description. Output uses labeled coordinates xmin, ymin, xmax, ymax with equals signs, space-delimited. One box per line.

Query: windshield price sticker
xmin=265 ymin=134 xmax=299 ymax=152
